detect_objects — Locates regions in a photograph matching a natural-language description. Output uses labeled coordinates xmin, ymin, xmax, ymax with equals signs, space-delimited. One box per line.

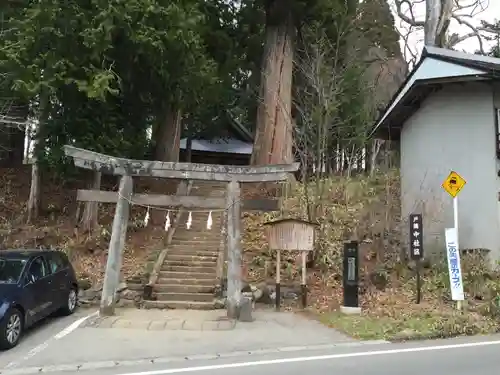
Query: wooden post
xmin=215 ymin=209 xmax=227 ymax=287
xmin=275 ymin=250 xmax=281 ymax=311
xmin=186 ymin=137 xmax=193 ymax=162
xmin=226 ymin=180 xmax=242 ymax=319
xmin=80 ymin=170 xmax=102 ymax=232
xmin=100 ymin=175 xmax=133 ymax=316
xmin=301 ymin=251 xmax=307 ymax=308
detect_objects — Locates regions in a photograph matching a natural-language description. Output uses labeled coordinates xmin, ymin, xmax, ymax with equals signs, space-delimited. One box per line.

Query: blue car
xmin=0 ymin=249 xmax=79 ymax=350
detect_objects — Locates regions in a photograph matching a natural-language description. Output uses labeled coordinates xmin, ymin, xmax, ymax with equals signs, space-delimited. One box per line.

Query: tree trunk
xmin=26 ymin=159 xmax=40 ymax=224
xmin=151 ymin=104 xmax=182 ymax=225
xmin=425 ymin=0 xmax=453 ymax=46
xmin=27 ymin=96 xmax=48 ymax=224
xmin=251 ymin=0 xmax=294 ymax=165
xmin=79 ymin=170 xmax=102 ymax=233
xmin=382 ymin=139 xmax=391 ymax=171
xmin=369 ymin=139 xmax=384 ymax=177
xmin=153 ymin=104 xmax=182 ymax=162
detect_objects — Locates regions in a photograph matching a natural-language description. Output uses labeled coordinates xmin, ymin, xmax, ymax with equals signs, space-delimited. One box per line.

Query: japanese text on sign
xmin=409 ymin=214 xmax=423 ymax=260
xmin=445 ymin=228 xmax=464 ymax=301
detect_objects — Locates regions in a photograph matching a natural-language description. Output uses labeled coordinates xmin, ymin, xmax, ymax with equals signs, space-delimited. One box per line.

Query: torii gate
xmin=63 ymin=145 xmax=299 ymax=318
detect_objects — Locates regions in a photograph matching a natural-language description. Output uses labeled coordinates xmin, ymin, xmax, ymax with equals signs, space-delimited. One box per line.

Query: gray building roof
xmin=179 ymin=111 xmax=253 ymax=155
xmin=373 ymin=46 xmax=500 ymax=140
xmin=179 ymin=137 xmax=252 ymax=155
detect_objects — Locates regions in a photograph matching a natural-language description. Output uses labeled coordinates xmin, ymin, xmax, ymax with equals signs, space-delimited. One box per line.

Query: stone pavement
xmin=13 ymin=307 xmax=356 ymax=371
xmin=82 ymin=308 xmax=238 ymax=331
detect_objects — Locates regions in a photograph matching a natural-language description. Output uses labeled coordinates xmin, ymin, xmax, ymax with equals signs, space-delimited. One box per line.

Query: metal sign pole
xmin=453 ymin=196 xmax=462 ymax=310
xmin=442 ymin=170 xmax=466 ymax=311
xmin=453 ymin=196 xmax=459 ymax=242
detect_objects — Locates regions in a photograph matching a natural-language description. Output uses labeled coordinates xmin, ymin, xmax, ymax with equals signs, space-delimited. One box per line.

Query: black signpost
xmin=343 ymin=241 xmax=359 ymax=309
xmin=409 ymin=214 xmax=424 ymax=304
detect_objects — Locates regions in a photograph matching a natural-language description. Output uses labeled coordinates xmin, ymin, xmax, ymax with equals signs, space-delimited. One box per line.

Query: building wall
xmin=401 ymin=81 xmax=500 ymax=261
xmin=492 ymin=82 xmax=500 ymax=175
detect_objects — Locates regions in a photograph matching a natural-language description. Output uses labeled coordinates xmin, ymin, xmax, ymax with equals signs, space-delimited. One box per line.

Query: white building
xmin=374 ymin=46 xmax=500 ymax=262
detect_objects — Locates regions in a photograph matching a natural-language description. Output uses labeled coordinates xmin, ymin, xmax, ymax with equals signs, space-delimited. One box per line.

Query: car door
xmin=23 ymin=256 xmax=53 ymax=322
xmin=45 ymin=252 xmax=70 ymax=308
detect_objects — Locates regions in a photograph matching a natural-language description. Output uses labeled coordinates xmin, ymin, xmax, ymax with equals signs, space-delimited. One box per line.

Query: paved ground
xmin=1 ymin=307 xmax=355 ymax=373
xmin=0 ymin=309 xmax=95 ymax=369
xmin=3 ymin=334 xmax=500 ymax=375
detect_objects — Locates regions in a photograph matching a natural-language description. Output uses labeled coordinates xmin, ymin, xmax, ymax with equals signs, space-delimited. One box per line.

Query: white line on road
xmin=53 ymin=311 xmax=98 ymax=339
xmin=4 ymin=310 xmax=98 ymax=370
xmin=117 ymin=338 xmax=500 ymax=375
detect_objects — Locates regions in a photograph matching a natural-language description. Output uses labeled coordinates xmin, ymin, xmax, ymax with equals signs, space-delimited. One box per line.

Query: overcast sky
xmin=394 ymin=0 xmax=499 ymax=59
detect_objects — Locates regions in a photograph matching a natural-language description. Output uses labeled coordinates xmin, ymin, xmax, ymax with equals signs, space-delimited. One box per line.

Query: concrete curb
xmin=0 ymin=340 xmax=389 ymax=374
xmin=387 ymin=330 xmax=500 ymax=343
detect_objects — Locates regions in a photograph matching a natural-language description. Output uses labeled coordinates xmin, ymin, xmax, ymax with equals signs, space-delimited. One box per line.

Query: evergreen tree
xmin=357 ymin=0 xmax=401 ymax=58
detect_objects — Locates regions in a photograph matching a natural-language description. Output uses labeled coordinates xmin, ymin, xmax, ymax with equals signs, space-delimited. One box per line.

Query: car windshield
xmin=0 ymin=258 xmax=27 ymax=284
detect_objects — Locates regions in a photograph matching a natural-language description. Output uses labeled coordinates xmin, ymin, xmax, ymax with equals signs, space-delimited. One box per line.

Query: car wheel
xmin=60 ymin=288 xmax=78 ymax=316
xmin=0 ymin=308 xmax=23 ymax=350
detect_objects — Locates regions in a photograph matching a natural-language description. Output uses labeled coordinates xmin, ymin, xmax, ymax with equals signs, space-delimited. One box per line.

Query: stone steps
xmin=166 ymin=252 xmax=219 ymax=260
xmin=158 ymin=270 xmax=216 ymax=279
xmin=143 ymin=300 xmax=216 ymax=310
xmin=149 ymin=181 xmax=227 ymax=310
xmin=175 ymin=221 xmax=222 ymax=226
xmin=173 ymin=230 xmax=219 ymax=236
xmin=169 ymin=238 xmax=220 ymax=244
xmin=157 ymin=277 xmax=216 ymax=286
xmin=191 ymin=185 xmax=226 ymax=192
xmin=171 ymin=231 xmax=221 ymax=237
xmin=175 ymin=223 xmax=221 ymax=228
xmin=167 ymin=245 xmax=219 ymax=251
xmin=154 ymin=284 xmax=213 ymax=294
xmin=169 ymin=238 xmax=220 ymax=242
xmin=167 ymin=247 xmax=219 ymax=253
xmin=165 ymin=259 xmax=216 ymax=267
xmin=172 ymin=229 xmax=221 ymax=235
xmin=161 ymin=265 xmax=216 ymax=274
xmin=156 ymin=292 xmax=214 ymax=302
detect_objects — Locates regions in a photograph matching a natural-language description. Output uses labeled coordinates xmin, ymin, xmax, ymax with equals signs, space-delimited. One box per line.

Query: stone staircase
xmin=144 ymin=182 xmax=226 ymax=309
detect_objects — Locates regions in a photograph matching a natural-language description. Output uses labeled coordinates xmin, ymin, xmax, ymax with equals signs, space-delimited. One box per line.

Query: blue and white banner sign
xmin=445 ymin=228 xmax=464 ymax=301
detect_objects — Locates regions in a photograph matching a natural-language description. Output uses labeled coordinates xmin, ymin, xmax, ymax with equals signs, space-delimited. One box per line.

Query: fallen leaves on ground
xmin=0 ymin=167 xmax=172 ymax=285
xmin=299 ymin=269 xmax=500 ymax=341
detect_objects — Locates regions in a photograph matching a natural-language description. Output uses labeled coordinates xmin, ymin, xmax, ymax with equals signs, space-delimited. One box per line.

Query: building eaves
xmin=371 ymin=46 xmax=500 ymax=138
xmin=225 ymin=111 xmax=253 ymax=142
xmin=424 ymin=46 xmax=500 ymax=73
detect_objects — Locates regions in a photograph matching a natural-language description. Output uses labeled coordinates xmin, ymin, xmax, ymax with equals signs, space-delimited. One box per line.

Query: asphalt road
xmin=14 ymin=334 xmax=500 ymax=375
xmin=0 ymin=308 xmax=95 ymax=370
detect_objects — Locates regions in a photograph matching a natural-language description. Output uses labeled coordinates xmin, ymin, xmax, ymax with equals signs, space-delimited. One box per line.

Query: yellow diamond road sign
xmin=442 ymin=171 xmax=466 ymax=198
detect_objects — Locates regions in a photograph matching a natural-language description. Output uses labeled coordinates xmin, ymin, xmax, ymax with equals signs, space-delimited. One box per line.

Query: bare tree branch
xmin=293 ymin=24 xmax=385 ymax=179
xmin=397 ymin=22 xmax=419 ymax=67
xmin=393 ymin=0 xmax=499 ymax=51
xmin=395 ymin=0 xmax=425 ymax=27
xmin=450 ymin=16 xmax=485 ymax=52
